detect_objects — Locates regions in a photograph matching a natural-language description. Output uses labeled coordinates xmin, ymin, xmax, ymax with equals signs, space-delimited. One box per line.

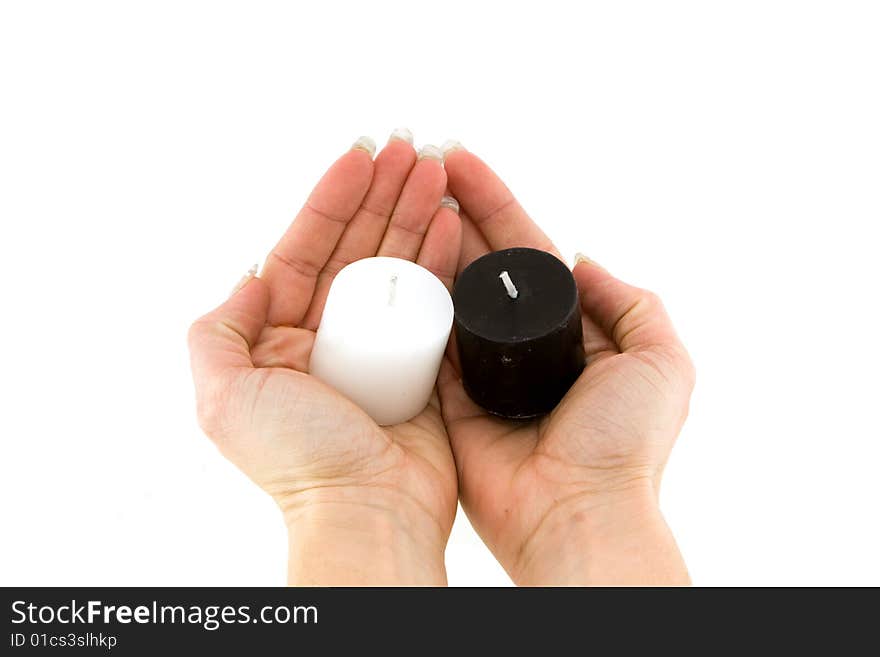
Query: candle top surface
xmin=319 ymin=256 xmax=454 ymax=344
xmin=453 ymin=247 xmax=579 ymax=343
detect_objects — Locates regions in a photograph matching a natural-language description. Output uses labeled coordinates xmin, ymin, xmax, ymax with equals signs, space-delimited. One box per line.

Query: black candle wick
xmin=499 ymin=270 xmax=519 ymax=300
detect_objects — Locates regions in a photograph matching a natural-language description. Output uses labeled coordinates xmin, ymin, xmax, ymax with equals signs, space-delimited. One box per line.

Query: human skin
xmin=438 ymin=147 xmax=695 ymax=585
xmin=188 ymin=134 xmax=462 ymax=585
xmin=188 ymin=135 xmax=694 ymax=586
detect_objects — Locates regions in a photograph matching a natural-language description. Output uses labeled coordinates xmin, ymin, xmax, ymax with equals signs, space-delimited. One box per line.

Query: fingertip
xmin=573 ymin=252 xmax=625 ymax=291
xmin=301 ymin=146 xmax=375 ymax=226
xmin=436 ymin=199 xmax=463 ymax=237
xmin=396 ymin=150 xmax=447 ymax=206
xmin=376 ymin=133 xmax=417 ymax=165
xmin=443 ymin=149 xmax=495 ymax=201
xmin=234 ymin=274 xmax=270 ymax=306
xmin=368 ymin=137 xmax=418 ymax=215
xmin=350 ymin=135 xmax=377 ymax=158
xmin=573 ymin=252 xmax=604 ymax=271
xmin=418 ymin=149 xmax=448 ymax=184
xmin=574 ymin=263 xmax=682 ymax=353
xmin=336 ymin=144 xmax=376 ymax=181
xmin=441 ymin=145 xmax=474 ymax=175
xmin=442 ymin=153 xmax=469 ymax=196
xmin=417 ymin=144 xmax=444 ymax=162
xmin=440 ymin=140 xmax=465 ymax=160
xmin=439 ymin=195 xmax=460 ymax=214
xmin=388 ymin=127 xmax=414 ymax=146
xmin=572 ymin=257 xmax=622 ymax=314
xmin=229 ymin=263 xmax=261 ymax=296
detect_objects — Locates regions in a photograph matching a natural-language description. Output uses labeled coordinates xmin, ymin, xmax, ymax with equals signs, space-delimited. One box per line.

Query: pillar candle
xmin=309 ymin=256 xmax=454 ymax=426
xmin=452 ymin=247 xmax=585 ymax=419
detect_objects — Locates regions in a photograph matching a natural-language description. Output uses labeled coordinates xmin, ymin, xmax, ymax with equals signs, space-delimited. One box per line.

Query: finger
xmin=573 ymin=256 xmax=683 ymax=354
xmin=457 ymin=211 xmax=491 ymax=274
xmin=377 ymin=146 xmax=447 ymax=261
xmin=261 ymin=141 xmax=375 ymax=327
xmin=301 ymin=135 xmax=417 ymax=329
xmin=416 ymin=196 xmax=462 ymax=291
xmin=188 ymin=276 xmax=269 ymax=385
xmin=325 ymin=136 xmax=417 ymax=268
xmin=444 ymin=149 xmax=559 ymax=258
xmin=446 ymin=210 xmax=491 ymax=375
xmin=581 ymin=313 xmax=619 ymax=362
xmin=251 ymin=325 xmax=315 ymax=371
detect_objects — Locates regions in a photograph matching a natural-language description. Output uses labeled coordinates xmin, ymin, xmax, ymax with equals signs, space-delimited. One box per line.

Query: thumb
xmin=573 ymin=255 xmax=684 ymax=355
xmin=187 ymin=273 xmax=270 ymax=432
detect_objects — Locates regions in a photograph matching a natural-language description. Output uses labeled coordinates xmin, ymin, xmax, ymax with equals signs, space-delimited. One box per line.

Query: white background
xmin=1 ymin=1 xmax=878 ymax=586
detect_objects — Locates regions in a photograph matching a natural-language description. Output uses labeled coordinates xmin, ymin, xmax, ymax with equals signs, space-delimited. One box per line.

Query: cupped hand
xmin=439 ymin=148 xmax=695 ymax=585
xmin=188 ymin=136 xmax=461 ymax=584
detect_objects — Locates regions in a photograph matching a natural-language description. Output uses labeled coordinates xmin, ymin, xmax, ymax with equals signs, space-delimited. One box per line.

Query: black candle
xmin=452 ymin=247 xmax=585 ymax=419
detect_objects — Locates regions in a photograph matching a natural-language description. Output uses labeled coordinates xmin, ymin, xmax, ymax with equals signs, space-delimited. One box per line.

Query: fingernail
xmin=440 ymin=195 xmax=460 ymax=213
xmin=441 ymin=140 xmax=464 ymax=160
xmin=230 ymin=264 xmax=259 ymax=297
xmin=388 ymin=127 xmax=414 ymax=145
xmin=417 ymin=144 xmax=443 ymax=161
xmin=573 ymin=252 xmax=603 ymax=270
xmin=351 ymin=136 xmax=376 ymax=158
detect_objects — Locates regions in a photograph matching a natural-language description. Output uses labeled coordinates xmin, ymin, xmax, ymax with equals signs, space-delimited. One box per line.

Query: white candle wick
xmin=388 ymin=273 xmax=399 ymax=305
xmin=499 ymin=270 xmax=518 ymax=299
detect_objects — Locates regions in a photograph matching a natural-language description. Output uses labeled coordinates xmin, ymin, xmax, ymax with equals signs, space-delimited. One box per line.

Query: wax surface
xmin=453 ymin=248 xmax=585 ymax=419
xmin=309 ymin=257 xmax=454 ymax=426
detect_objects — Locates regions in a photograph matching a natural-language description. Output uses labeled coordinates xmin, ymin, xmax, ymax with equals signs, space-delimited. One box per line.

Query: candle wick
xmin=388 ymin=273 xmax=398 ymax=306
xmin=499 ymin=270 xmax=519 ymax=299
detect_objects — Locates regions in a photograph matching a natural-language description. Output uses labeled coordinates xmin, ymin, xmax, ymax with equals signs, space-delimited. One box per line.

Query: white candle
xmin=309 ymin=256 xmax=454 ymax=426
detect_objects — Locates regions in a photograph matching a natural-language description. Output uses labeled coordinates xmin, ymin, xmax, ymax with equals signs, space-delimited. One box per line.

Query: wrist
xmin=511 ymin=482 xmax=690 ymax=586
xmin=280 ymin=486 xmax=448 ymax=586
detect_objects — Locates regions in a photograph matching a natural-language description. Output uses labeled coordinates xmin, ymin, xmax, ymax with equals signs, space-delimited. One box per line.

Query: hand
xmin=439 ymin=148 xmax=695 ymax=585
xmin=188 ymin=136 xmax=461 ymax=585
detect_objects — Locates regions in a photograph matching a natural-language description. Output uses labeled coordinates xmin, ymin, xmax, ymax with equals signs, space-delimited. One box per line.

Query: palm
xmin=439 ymin=148 xmax=695 ymax=577
xmin=191 ymin=138 xmax=461 ymax=539
xmin=443 ymin=346 xmax=689 ymax=565
xmin=232 ymin=339 xmax=455 ymax=523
